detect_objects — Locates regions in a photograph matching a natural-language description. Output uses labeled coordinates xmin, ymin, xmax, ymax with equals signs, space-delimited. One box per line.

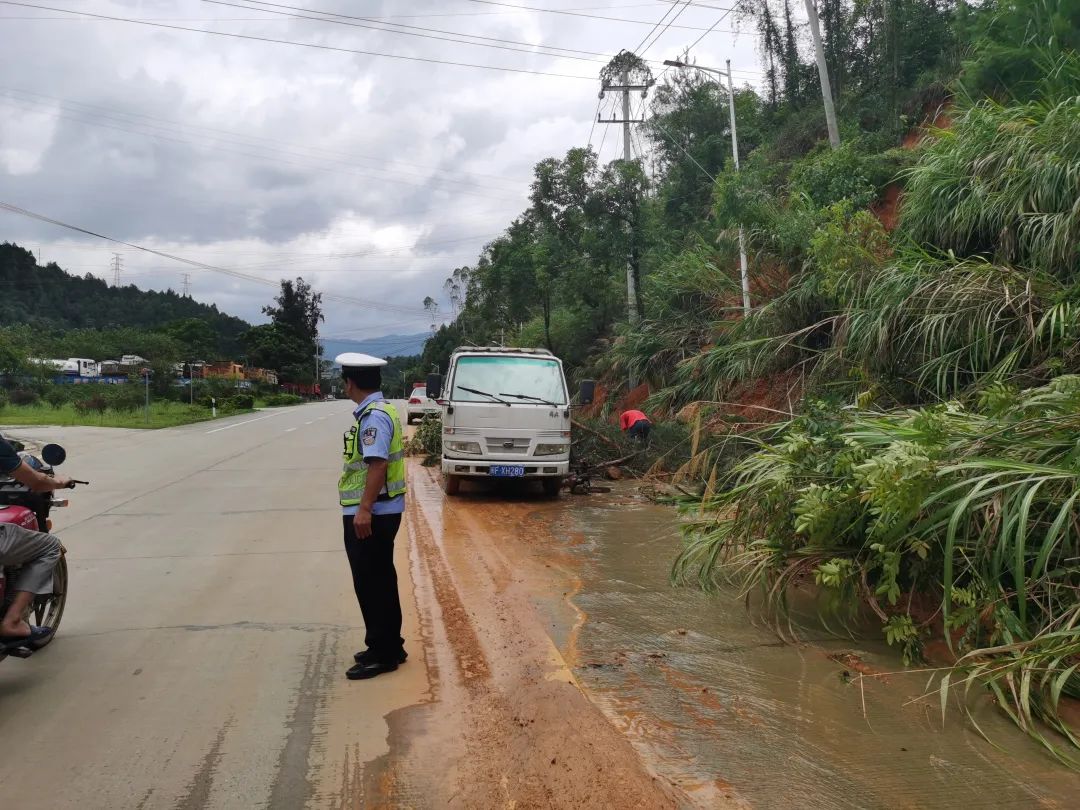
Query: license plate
xmin=489 ymin=465 xmax=525 ymax=478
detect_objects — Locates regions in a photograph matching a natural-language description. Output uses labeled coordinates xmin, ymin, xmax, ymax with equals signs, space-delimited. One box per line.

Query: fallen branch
xmin=572 ymin=419 xmax=622 ymax=451
xmin=594 ymin=452 xmax=640 ymax=469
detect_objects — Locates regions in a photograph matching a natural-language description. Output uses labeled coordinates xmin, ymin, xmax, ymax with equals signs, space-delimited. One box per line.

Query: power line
xmin=4 ymin=86 xmax=532 ymax=189
xmin=0 ymin=1 xmax=597 ymax=81
xmin=681 ymin=4 xmax=734 ymax=53
xmin=633 ymin=0 xmax=681 ymax=53
xmin=587 ymin=96 xmax=603 ymax=147
xmin=638 ymin=0 xmax=694 ymax=57
xmin=595 ymin=96 xmax=615 ymax=159
xmin=0 ymin=201 xmax=427 ymax=315
xmin=0 ymin=3 xmax=689 ymax=24
xmin=460 ymin=0 xmax=737 ymax=32
xmin=210 ymin=0 xmax=615 ymax=62
xmin=0 ymin=94 xmax=527 ymax=205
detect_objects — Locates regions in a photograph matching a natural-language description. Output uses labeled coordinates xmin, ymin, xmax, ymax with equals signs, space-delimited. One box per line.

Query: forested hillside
xmin=419 ymin=0 xmax=1080 ymax=756
xmin=0 ymin=242 xmax=249 ymax=354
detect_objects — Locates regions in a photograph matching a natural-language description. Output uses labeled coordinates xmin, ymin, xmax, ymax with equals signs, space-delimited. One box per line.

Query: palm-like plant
xmin=675 ymin=377 xmax=1080 ymax=761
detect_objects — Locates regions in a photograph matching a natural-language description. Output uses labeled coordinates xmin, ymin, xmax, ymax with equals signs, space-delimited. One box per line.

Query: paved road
xmin=0 ymin=401 xmax=427 ymax=810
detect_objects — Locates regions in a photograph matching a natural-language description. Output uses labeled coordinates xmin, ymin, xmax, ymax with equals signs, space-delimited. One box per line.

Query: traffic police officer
xmin=336 ymin=352 xmax=408 ymax=680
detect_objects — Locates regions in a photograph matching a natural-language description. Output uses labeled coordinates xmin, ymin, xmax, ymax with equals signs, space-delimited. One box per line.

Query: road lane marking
xmin=285 ymin=427 xmax=297 ymax=433
xmin=205 ymin=412 xmax=282 ymax=434
xmin=306 ymin=421 xmax=314 ymax=425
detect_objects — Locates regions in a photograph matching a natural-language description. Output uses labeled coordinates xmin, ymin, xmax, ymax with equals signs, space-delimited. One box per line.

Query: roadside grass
xmin=0 ymin=401 xmax=246 ymax=429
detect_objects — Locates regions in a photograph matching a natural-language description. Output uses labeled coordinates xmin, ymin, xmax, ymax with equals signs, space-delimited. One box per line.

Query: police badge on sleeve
xmin=361 ymin=427 xmax=378 ymax=446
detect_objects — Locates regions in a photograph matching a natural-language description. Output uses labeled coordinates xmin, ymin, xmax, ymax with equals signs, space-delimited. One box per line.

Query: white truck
xmin=428 ymin=347 xmax=589 ymax=497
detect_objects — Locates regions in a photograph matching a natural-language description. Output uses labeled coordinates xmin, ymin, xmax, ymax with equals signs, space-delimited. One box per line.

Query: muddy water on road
xmin=540 ymin=491 xmax=1080 ymax=809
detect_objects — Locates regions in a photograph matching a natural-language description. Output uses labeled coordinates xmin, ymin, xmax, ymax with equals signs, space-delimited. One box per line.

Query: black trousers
xmin=343 ymin=513 xmax=404 ymax=662
xmin=627 ymin=419 xmax=652 ymax=444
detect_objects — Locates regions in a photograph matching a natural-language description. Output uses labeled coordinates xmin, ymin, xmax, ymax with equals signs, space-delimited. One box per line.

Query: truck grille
xmin=485 ymin=438 xmax=531 ymax=455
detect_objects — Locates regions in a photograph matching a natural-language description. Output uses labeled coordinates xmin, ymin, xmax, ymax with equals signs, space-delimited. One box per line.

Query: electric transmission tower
xmin=181 ymin=273 xmax=191 ymax=297
xmin=110 ymin=253 xmax=123 ymax=286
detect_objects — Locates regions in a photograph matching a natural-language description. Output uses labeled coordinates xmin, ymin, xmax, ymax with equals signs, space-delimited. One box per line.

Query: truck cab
xmin=430 ymin=347 xmax=573 ymax=496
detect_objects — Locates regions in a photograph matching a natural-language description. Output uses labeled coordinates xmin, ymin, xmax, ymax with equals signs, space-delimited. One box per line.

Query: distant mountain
xmin=321 ymin=333 xmax=429 ymax=363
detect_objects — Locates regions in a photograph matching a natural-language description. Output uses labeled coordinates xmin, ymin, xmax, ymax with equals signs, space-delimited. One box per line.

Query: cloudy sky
xmin=1 ymin=0 xmax=766 ymax=346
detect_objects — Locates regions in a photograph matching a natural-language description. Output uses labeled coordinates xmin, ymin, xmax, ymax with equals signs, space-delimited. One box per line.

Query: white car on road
xmin=406 ymin=386 xmax=440 ymax=424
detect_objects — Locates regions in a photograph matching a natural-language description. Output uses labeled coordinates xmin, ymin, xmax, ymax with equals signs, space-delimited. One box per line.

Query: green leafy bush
xmin=107 ymin=386 xmax=144 ymax=412
xmin=405 ymin=414 xmax=442 ymax=465
xmin=43 ymin=386 xmax=72 ymax=408
xmin=9 ymin=389 xmax=38 ymax=406
xmin=73 ymin=394 xmax=108 ymax=414
xmin=675 ymin=378 xmax=1080 ymax=759
xmin=789 ymin=141 xmax=909 ymax=210
xmin=263 ymin=393 xmax=303 ymax=407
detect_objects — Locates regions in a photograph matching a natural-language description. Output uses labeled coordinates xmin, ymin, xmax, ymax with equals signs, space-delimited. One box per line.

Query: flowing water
xmin=539 ymin=490 xmax=1080 ymax=809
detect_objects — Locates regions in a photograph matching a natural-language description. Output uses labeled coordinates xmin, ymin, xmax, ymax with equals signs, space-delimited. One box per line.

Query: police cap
xmin=334 ymin=352 xmax=388 ymax=368
xmin=336 ymin=352 xmax=386 ymax=391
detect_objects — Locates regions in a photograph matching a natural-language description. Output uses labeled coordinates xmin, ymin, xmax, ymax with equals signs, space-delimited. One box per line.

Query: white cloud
xmin=0 ymin=0 xmax=763 ymax=336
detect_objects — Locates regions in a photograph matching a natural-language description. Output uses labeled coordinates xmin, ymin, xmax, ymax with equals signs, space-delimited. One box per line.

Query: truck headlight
xmin=534 ymin=443 xmax=569 ymax=456
xmin=446 ymin=441 xmax=482 ymax=454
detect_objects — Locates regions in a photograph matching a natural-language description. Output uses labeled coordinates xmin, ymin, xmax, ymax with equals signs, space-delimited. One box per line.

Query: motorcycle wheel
xmin=30 ymin=555 xmax=67 ymax=646
xmin=0 ymin=556 xmax=65 ymax=661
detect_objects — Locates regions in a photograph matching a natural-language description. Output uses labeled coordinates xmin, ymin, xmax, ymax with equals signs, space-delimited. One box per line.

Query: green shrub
xmin=675 ymin=379 xmax=1080 ymax=755
xmin=43 ymin=386 xmax=72 ymax=408
xmin=9 ymin=389 xmax=38 ymax=406
xmin=263 ymin=393 xmax=303 ymax=407
xmin=406 ymin=414 xmax=442 ymax=464
xmin=789 ymin=141 xmax=908 ymax=210
xmin=107 ymin=386 xmax=144 ymax=412
xmin=74 ymin=394 xmax=108 ymax=414
xmin=229 ymin=393 xmax=255 ymax=410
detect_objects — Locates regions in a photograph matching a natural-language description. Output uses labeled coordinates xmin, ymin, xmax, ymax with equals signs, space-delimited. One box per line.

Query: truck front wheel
xmin=444 ymin=474 xmax=462 ymax=496
xmin=541 ymin=477 xmax=562 ymax=498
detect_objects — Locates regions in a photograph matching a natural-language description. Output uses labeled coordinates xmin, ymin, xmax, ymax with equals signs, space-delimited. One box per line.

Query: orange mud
xmin=360 ymin=463 xmax=690 ymax=808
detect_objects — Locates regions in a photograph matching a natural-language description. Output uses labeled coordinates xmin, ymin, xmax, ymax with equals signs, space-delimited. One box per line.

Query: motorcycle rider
xmin=0 ymin=434 xmax=70 ymax=645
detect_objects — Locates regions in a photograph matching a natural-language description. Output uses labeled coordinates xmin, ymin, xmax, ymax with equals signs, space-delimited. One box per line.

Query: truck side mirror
xmin=426 ymin=373 xmax=443 ymax=400
xmin=579 ymin=380 xmax=595 ymax=406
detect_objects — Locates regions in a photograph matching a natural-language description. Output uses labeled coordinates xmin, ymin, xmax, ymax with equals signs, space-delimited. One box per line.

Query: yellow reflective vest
xmin=339 ymin=400 xmax=407 ymax=507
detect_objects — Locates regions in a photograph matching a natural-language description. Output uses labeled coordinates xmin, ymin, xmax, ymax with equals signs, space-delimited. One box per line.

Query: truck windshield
xmin=451 ymin=356 xmax=566 ymax=405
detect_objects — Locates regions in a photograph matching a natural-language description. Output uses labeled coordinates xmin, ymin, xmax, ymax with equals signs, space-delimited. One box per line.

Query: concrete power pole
xmin=804 ymin=0 xmax=841 ymax=149
xmin=727 ymin=60 xmax=752 ymax=314
xmin=599 ymin=65 xmax=651 ymax=329
xmin=620 ymin=69 xmax=639 ymax=329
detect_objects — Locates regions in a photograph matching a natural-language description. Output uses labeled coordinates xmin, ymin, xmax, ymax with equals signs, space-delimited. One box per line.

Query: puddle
xmin=547 ymin=491 xmax=1080 ymax=809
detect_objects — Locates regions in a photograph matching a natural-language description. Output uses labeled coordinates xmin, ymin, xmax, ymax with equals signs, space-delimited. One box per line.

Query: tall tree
xmin=245 ymin=277 xmax=324 ymax=384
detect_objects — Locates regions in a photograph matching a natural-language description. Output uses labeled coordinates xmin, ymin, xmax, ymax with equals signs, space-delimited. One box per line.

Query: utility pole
xmin=599 ymin=58 xmax=652 ymax=332
xmin=727 ymin=60 xmax=752 ymax=313
xmin=181 ymin=273 xmax=191 ymax=297
xmin=665 ymin=58 xmax=753 ymax=314
xmin=804 ymin=0 xmax=841 ymax=149
xmin=110 ymin=253 xmax=123 ymax=287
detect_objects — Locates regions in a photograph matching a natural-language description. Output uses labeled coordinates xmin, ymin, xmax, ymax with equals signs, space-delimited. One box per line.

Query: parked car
xmin=406 ymin=386 xmax=440 ymax=424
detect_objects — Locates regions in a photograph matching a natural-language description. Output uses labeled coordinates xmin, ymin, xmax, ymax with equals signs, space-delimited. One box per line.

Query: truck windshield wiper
xmin=457 ymin=386 xmax=510 ymax=405
xmin=499 ymin=392 xmax=559 ymax=407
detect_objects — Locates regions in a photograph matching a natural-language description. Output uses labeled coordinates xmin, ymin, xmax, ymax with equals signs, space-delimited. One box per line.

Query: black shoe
xmin=346 ymin=659 xmax=399 ymax=680
xmin=354 ymin=648 xmax=408 ymax=664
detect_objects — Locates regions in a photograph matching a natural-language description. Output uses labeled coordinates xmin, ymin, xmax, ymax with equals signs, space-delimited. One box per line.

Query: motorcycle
xmin=0 ymin=442 xmax=85 ymax=662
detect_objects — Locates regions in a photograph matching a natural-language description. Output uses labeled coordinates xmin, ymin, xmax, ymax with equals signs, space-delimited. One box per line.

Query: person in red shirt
xmin=620 ymin=409 xmax=652 ymax=445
